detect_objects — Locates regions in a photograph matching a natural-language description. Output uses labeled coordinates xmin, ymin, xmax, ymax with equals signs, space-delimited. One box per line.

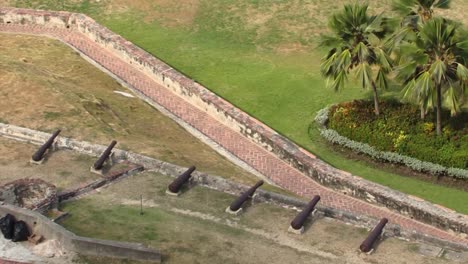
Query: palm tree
xmin=391 ymin=0 xmax=452 ymax=119
xmin=398 ymin=18 xmax=468 ymax=135
xmin=320 ymin=4 xmax=393 ymax=116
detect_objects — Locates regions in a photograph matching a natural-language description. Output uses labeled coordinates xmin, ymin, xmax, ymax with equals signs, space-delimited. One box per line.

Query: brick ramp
xmin=0 ymin=24 xmax=466 ymax=246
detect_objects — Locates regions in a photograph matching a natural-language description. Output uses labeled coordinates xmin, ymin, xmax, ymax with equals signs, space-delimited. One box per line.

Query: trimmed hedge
xmin=314 ymin=102 xmax=468 ymax=180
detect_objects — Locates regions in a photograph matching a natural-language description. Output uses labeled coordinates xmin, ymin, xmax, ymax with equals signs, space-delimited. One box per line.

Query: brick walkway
xmin=1 ymin=24 xmax=467 ymax=246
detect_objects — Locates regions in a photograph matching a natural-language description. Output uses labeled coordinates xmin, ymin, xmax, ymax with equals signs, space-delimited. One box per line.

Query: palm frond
xmin=456 ymin=63 xmax=468 ymax=82
xmin=392 ymin=0 xmax=417 ymax=16
xmin=376 ymin=69 xmax=389 ymax=90
xmin=320 ymin=50 xmax=338 ymax=77
xmin=319 ymin=34 xmax=344 ymax=48
xmin=414 ymin=71 xmax=433 ymax=99
xmin=429 ymin=59 xmax=447 ymax=84
xmin=335 ymin=49 xmax=352 ymax=72
xmin=354 ymin=62 xmax=373 ymax=90
xmin=365 ymin=13 xmax=384 ymax=33
xmin=329 ymin=70 xmax=348 ymax=91
xmin=374 ymin=47 xmax=393 ymax=72
xmin=456 ymin=40 xmax=468 ymax=52
xmin=353 ymin=42 xmax=370 ymax=62
xmin=402 ymin=79 xmax=419 ymax=102
xmin=444 ymin=85 xmax=461 ymax=115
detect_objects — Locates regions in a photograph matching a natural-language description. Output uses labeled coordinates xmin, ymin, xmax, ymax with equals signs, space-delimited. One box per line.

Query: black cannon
xmin=93 ymin=140 xmax=117 ymax=171
xmin=289 ymin=195 xmax=321 ymax=233
xmin=31 ymin=129 xmax=61 ymax=162
xmin=228 ymin=180 xmax=264 ymax=213
xmin=167 ymin=166 xmax=196 ymax=195
xmin=360 ymin=218 xmax=388 ymax=253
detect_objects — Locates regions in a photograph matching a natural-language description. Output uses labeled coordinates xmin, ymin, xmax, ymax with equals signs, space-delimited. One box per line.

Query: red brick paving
xmin=1 ymin=24 xmax=467 ymax=246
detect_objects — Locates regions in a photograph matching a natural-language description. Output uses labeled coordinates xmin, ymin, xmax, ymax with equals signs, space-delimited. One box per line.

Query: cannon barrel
xmin=359 ymin=218 xmax=388 ymax=253
xmin=290 ymin=195 xmax=321 ymax=230
xmin=93 ymin=140 xmax=117 ymax=170
xmin=168 ymin=166 xmax=196 ymax=193
xmin=31 ymin=129 xmax=61 ymax=162
xmin=229 ymin=180 xmax=264 ymax=211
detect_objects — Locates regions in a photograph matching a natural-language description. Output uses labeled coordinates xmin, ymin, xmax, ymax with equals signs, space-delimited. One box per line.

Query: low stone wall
xmin=0 ymin=204 xmax=161 ymax=263
xmin=0 ymin=8 xmax=71 ymax=28
xmin=0 ymin=7 xmax=467 ymax=235
xmin=1 ymin=123 xmax=467 ymax=250
xmin=58 ymin=162 xmax=144 ymax=202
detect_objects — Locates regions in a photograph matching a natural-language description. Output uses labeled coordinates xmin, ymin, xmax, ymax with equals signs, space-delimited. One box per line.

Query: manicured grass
xmin=7 ymin=0 xmax=468 ymax=214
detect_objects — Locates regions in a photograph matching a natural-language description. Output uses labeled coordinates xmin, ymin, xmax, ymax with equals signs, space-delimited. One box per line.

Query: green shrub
xmin=314 ymin=101 xmax=468 ymax=180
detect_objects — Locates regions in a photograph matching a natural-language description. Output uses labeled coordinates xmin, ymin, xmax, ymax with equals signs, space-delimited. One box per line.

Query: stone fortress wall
xmin=0 ymin=7 xmax=467 ymax=240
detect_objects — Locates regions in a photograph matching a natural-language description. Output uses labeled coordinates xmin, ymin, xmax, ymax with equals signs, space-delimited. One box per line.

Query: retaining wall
xmin=0 ymin=204 xmax=161 ymax=263
xmin=0 ymin=7 xmax=467 ymax=236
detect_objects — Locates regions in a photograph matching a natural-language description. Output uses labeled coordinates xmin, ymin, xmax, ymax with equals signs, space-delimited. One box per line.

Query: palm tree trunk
xmin=371 ymin=81 xmax=380 ymax=116
xmin=420 ymin=104 xmax=425 ymax=120
xmin=436 ymin=83 xmax=442 ymax=135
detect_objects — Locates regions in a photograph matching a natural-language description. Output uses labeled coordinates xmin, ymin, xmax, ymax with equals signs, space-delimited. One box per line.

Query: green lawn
xmin=7 ymin=0 xmax=468 ymax=214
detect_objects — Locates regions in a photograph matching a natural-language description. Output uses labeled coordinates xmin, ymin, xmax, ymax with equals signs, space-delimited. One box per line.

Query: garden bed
xmin=315 ymin=100 xmax=468 ymax=179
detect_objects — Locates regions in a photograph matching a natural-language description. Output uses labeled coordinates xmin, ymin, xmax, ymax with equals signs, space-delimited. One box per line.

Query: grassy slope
xmin=6 ymin=0 xmax=468 ymax=214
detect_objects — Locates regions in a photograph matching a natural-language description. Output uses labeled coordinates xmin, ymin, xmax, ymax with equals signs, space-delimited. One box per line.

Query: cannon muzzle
xmin=229 ymin=180 xmax=264 ymax=212
xmin=93 ymin=140 xmax=117 ymax=170
xmin=31 ymin=129 xmax=61 ymax=162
